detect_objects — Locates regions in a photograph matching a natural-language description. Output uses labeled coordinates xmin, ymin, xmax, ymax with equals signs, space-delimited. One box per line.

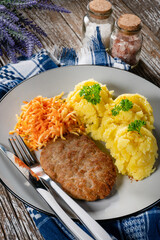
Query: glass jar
xmin=109 ymin=14 xmax=143 ymax=67
xmin=82 ymin=0 xmax=114 ymax=49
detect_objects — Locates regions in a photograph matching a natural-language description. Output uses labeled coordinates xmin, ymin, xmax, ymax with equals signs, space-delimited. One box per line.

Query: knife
xmin=0 ymin=144 xmax=94 ymax=240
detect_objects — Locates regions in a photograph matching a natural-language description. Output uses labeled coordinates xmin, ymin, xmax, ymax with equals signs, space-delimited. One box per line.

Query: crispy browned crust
xmin=40 ymin=134 xmax=117 ymax=201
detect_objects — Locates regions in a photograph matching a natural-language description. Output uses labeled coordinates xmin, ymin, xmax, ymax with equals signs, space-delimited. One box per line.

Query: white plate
xmin=0 ymin=66 xmax=160 ymax=220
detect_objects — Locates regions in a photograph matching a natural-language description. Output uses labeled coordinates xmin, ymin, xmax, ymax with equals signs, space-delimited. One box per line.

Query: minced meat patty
xmin=40 ymin=134 xmax=117 ymax=201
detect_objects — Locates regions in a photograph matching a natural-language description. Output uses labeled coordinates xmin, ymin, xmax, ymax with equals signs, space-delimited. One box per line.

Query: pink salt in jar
xmin=109 ymin=14 xmax=143 ymax=67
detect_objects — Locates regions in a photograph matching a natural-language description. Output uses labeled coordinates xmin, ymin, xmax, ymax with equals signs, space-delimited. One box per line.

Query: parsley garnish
xmin=111 ymin=105 xmax=122 ymax=116
xmin=111 ymin=99 xmax=133 ymax=116
xmin=128 ymin=120 xmax=146 ymax=135
xmin=79 ymin=84 xmax=101 ymax=105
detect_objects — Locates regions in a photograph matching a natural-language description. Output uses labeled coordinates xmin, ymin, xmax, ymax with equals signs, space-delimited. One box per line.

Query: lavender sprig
xmin=1 ymin=1 xmax=38 ymax=9
xmin=0 ymin=1 xmax=70 ymax=63
xmin=16 ymin=11 xmax=47 ymax=37
xmin=0 ymin=25 xmax=15 ymax=46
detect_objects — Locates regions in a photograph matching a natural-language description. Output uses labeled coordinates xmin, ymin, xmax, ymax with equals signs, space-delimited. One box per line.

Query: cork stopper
xmin=89 ymin=0 xmax=112 ymax=15
xmin=118 ymin=14 xmax=141 ymax=31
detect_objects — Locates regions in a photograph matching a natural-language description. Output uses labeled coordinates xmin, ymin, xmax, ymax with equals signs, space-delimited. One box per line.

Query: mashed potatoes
xmin=111 ymin=94 xmax=154 ymax=130
xmin=67 ymin=79 xmax=113 ymax=139
xmin=67 ymin=79 xmax=158 ymax=180
xmin=104 ymin=126 xmax=158 ymax=180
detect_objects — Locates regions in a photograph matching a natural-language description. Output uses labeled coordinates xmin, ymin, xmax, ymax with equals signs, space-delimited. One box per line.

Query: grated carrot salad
xmin=10 ymin=94 xmax=84 ymax=150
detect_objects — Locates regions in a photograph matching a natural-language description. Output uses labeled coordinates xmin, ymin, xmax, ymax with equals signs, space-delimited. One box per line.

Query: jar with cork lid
xmin=109 ymin=14 xmax=143 ymax=67
xmin=82 ymin=0 xmax=114 ymax=49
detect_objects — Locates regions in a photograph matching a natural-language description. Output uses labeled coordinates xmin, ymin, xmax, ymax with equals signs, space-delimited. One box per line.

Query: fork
xmin=9 ymin=134 xmax=112 ymax=240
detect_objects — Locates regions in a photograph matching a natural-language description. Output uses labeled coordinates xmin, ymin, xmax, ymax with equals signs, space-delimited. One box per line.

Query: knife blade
xmin=0 ymin=144 xmax=93 ymax=240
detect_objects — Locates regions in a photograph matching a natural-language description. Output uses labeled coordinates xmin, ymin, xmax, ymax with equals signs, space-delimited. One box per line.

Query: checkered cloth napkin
xmin=0 ymin=29 xmax=160 ymax=240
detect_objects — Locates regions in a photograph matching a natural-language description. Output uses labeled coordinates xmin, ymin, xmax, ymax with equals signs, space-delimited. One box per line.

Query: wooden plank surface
xmin=122 ymin=0 xmax=160 ymax=39
xmin=0 ymin=183 xmax=44 ymax=240
xmin=0 ymin=0 xmax=160 ymax=239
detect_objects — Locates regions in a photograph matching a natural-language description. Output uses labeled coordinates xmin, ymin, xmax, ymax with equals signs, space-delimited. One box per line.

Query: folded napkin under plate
xmin=0 ymin=30 xmax=160 ymax=240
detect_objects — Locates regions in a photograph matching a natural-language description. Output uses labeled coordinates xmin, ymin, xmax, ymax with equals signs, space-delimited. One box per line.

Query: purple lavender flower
xmin=0 ymin=47 xmax=3 ymax=56
xmin=0 ymin=23 xmax=15 ymax=46
xmin=2 ymin=8 xmax=19 ymax=22
xmin=0 ymin=5 xmax=6 ymax=11
xmin=0 ymin=17 xmax=20 ymax=32
xmin=16 ymin=12 xmax=47 ymax=37
xmin=0 ymin=1 xmax=70 ymax=63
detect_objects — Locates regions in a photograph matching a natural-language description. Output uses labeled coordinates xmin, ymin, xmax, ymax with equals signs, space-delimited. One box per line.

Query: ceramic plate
xmin=0 ymin=66 xmax=160 ymax=220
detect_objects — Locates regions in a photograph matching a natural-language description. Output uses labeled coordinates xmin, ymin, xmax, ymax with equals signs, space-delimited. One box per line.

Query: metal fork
xmin=9 ymin=134 xmax=112 ymax=240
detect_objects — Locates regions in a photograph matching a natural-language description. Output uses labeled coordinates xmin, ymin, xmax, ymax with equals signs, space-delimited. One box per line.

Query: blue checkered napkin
xmin=27 ymin=206 xmax=160 ymax=240
xmin=50 ymin=27 xmax=130 ymax=70
xmin=0 ymin=49 xmax=57 ymax=99
xmin=0 ymin=36 xmax=159 ymax=240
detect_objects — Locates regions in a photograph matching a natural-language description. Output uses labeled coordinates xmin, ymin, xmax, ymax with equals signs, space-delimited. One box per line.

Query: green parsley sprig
xmin=111 ymin=99 xmax=133 ymax=116
xmin=79 ymin=84 xmax=101 ymax=105
xmin=128 ymin=120 xmax=146 ymax=135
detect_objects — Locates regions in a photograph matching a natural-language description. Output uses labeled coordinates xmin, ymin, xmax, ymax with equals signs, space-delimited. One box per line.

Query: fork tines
xmin=8 ymin=135 xmax=37 ymax=166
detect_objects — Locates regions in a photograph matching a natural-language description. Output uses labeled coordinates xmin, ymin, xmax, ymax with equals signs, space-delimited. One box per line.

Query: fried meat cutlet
xmin=40 ymin=134 xmax=117 ymax=201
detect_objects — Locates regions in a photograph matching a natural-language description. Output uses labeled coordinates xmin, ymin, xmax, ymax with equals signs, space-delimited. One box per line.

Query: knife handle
xmin=37 ymin=188 xmax=93 ymax=240
xmin=48 ymin=180 xmax=112 ymax=240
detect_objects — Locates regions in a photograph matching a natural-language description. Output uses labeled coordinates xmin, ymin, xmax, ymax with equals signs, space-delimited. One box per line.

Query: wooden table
xmin=0 ymin=1 xmax=160 ymax=239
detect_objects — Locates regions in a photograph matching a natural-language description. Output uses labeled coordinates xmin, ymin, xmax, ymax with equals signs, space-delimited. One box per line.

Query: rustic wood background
xmin=0 ymin=0 xmax=160 ymax=239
